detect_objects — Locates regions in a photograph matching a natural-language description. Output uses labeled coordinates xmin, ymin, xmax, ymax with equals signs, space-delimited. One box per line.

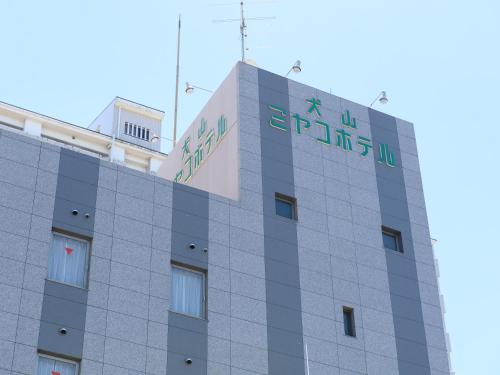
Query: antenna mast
xmin=213 ymin=1 xmax=275 ymax=62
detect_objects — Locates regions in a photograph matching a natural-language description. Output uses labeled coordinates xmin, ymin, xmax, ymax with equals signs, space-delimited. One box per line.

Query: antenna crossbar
xmin=212 ymin=1 xmax=275 ymax=62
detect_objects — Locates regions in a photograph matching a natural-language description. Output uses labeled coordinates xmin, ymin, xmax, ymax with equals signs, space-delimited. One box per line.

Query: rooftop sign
xmin=174 ymin=114 xmax=228 ymax=183
xmin=268 ymin=98 xmax=396 ymax=167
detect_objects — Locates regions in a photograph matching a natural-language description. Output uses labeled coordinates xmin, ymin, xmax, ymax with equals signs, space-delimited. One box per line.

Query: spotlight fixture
xmin=370 ymin=91 xmax=389 ymax=107
xmin=286 ymin=60 xmax=302 ymax=76
xmin=185 ymin=82 xmax=213 ymax=94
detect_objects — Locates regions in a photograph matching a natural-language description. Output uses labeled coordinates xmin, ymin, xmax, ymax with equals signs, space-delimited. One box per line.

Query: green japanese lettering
xmin=315 ymin=120 xmax=331 ymax=145
xmin=194 ymin=144 xmax=204 ymax=169
xmin=198 ymin=118 xmax=207 ymax=139
xmin=341 ymin=110 xmax=357 ymax=129
xmin=217 ymin=115 xmax=227 ymax=141
xmin=205 ymin=129 xmax=215 ymax=155
xmin=292 ymin=113 xmax=311 ymax=135
xmin=269 ymin=105 xmax=288 ymax=131
xmin=335 ymin=129 xmax=352 ymax=151
xmin=184 ymin=155 xmax=193 ymax=181
xmin=378 ymin=144 xmax=396 ymax=167
xmin=182 ymin=136 xmax=191 ymax=160
xmin=306 ymin=98 xmax=322 ymax=116
xmin=357 ymin=136 xmax=372 ymax=157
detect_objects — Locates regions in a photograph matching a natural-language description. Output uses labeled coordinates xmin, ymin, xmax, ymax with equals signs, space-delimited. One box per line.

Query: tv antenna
xmin=213 ymin=1 xmax=275 ymax=62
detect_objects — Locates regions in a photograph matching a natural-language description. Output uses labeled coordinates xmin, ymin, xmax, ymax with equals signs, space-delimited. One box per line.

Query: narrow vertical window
xmin=37 ymin=355 xmax=78 ymax=375
xmin=125 ymin=122 xmax=129 ymax=135
xmin=275 ymin=193 xmax=297 ymax=220
xmin=47 ymin=233 xmax=89 ymax=288
xmin=133 ymin=125 xmax=137 ymax=137
xmin=343 ymin=307 xmax=356 ymax=337
xmin=170 ymin=265 xmax=205 ymax=318
xmin=142 ymin=127 xmax=146 ymax=139
xmin=146 ymin=129 xmax=150 ymax=141
xmin=382 ymin=226 xmax=403 ymax=253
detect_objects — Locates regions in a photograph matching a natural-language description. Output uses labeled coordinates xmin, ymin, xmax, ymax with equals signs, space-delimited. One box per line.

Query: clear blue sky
xmin=1 ymin=0 xmax=498 ymax=373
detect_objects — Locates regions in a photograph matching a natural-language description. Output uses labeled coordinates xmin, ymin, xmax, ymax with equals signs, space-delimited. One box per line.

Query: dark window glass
xmin=275 ymin=194 xmax=296 ymax=220
xmin=343 ymin=307 xmax=355 ymax=337
xmin=382 ymin=227 xmax=403 ymax=252
xmin=382 ymin=232 xmax=398 ymax=251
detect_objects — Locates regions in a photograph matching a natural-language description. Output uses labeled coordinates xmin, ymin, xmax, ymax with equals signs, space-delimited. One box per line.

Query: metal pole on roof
xmin=240 ymin=1 xmax=246 ymax=62
xmin=173 ymin=14 xmax=181 ymax=147
xmin=305 ymin=342 xmax=310 ymax=375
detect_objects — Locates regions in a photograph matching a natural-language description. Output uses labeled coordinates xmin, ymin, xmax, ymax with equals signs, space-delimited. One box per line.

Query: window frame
xmin=123 ymin=121 xmax=151 ymax=141
xmin=37 ymin=353 xmax=79 ymax=375
xmin=47 ymin=231 xmax=91 ymax=290
xmin=381 ymin=226 xmax=403 ymax=253
xmin=170 ymin=263 xmax=207 ymax=320
xmin=275 ymin=192 xmax=298 ymax=220
xmin=342 ymin=306 xmax=356 ymax=337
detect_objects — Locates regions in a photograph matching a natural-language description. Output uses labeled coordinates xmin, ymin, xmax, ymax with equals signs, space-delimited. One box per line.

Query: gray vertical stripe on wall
xmin=368 ymin=109 xmax=431 ymax=375
xmin=38 ymin=148 xmax=99 ymax=359
xmin=52 ymin=149 xmax=100 ymax=238
xmin=258 ymin=69 xmax=306 ymax=375
xmin=167 ymin=182 xmax=209 ymax=375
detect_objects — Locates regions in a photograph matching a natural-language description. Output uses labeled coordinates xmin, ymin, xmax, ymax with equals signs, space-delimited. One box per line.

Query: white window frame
xmin=47 ymin=231 xmax=91 ymax=289
xmin=37 ymin=353 xmax=79 ymax=374
xmin=170 ymin=264 xmax=206 ymax=319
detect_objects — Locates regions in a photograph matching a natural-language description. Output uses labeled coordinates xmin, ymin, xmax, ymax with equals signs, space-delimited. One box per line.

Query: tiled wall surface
xmin=0 ymin=61 xmax=449 ymax=375
xmin=237 ymin=61 xmax=450 ymax=375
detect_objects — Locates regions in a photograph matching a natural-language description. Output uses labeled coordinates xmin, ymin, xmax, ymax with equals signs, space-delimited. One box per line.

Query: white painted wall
xmin=158 ymin=64 xmax=239 ymax=200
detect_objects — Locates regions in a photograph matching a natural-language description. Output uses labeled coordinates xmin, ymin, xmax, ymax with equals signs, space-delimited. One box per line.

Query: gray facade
xmin=0 ymin=62 xmax=449 ymax=375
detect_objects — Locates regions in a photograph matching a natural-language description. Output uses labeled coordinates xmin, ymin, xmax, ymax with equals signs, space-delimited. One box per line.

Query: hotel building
xmin=0 ymin=62 xmax=451 ymax=375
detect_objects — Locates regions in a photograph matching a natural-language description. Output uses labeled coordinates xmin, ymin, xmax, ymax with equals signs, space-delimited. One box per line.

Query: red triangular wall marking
xmin=52 ymin=371 xmax=60 ymax=375
xmin=65 ymin=247 xmax=73 ymax=255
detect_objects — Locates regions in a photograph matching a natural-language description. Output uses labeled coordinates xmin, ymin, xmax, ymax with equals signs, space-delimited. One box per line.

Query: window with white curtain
xmin=47 ymin=233 xmax=89 ymax=288
xmin=37 ymin=355 xmax=77 ymax=375
xmin=170 ymin=265 xmax=205 ymax=318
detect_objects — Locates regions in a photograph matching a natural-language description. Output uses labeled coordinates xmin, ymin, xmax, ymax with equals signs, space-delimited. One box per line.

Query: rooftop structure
xmin=0 ymin=98 xmax=166 ymax=174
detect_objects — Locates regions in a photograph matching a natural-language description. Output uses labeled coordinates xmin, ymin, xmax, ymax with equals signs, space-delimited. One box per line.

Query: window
xmin=343 ymin=307 xmax=356 ymax=337
xmin=124 ymin=121 xmax=150 ymax=141
xmin=170 ymin=265 xmax=205 ymax=319
xmin=37 ymin=354 xmax=78 ymax=375
xmin=382 ymin=226 xmax=403 ymax=253
xmin=48 ymin=233 xmax=89 ymax=288
xmin=275 ymin=193 xmax=297 ymax=220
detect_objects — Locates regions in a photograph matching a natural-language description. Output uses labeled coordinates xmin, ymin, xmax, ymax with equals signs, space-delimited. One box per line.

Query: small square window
xmin=382 ymin=226 xmax=403 ymax=253
xmin=170 ymin=264 xmax=206 ymax=319
xmin=37 ymin=354 xmax=78 ymax=375
xmin=343 ymin=307 xmax=356 ymax=337
xmin=48 ymin=233 xmax=89 ymax=288
xmin=275 ymin=193 xmax=297 ymax=220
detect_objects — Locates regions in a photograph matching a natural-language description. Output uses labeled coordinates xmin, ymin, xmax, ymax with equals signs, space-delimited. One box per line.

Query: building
xmin=0 ymin=62 xmax=451 ymax=375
